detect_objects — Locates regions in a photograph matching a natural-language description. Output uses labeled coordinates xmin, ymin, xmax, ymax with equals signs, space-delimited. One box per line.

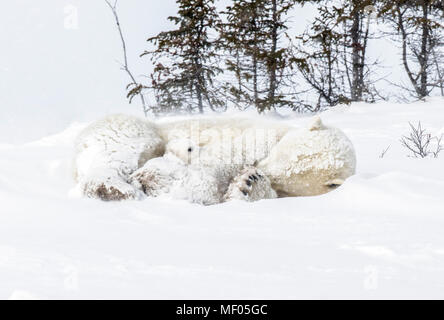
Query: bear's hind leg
xmin=75 ymin=149 xmax=141 ymax=201
xmin=80 ymin=174 xmax=139 ymax=201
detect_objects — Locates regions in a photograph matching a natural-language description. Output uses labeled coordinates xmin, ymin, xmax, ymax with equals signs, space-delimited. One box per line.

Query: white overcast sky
xmin=0 ymin=0 xmax=399 ymax=143
xmin=1 ymin=0 xmax=178 ymax=142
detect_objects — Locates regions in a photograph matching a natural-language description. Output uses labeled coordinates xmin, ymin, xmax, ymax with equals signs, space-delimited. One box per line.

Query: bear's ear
xmin=198 ymin=139 xmax=209 ymax=147
xmin=198 ymin=131 xmax=213 ymax=147
xmin=308 ymin=116 xmax=326 ymax=131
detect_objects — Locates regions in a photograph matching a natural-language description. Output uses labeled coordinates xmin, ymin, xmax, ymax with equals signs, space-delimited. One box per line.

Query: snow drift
xmin=0 ymin=98 xmax=444 ymax=299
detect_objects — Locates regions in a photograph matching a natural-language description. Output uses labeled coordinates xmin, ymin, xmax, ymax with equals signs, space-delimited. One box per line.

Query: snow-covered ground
xmin=0 ymin=98 xmax=444 ymax=299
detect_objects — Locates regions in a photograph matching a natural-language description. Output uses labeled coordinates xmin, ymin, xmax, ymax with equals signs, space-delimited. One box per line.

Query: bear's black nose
xmin=187 ymin=147 xmax=193 ymax=153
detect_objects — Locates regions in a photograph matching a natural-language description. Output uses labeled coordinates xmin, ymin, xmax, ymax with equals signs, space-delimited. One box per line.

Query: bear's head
xmin=257 ymin=117 xmax=356 ymax=197
xmin=165 ymin=138 xmax=201 ymax=164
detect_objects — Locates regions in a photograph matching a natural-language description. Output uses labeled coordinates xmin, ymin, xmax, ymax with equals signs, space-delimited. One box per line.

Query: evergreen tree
xmin=293 ymin=4 xmax=348 ymax=110
xmin=220 ymin=0 xmax=306 ymax=112
xmin=219 ymin=0 xmax=268 ymax=110
xmin=294 ymin=0 xmax=380 ymax=110
xmin=140 ymin=0 xmax=223 ymax=114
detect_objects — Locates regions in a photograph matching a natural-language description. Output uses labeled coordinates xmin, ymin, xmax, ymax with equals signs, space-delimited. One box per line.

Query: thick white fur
xmin=258 ymin=117 xmax=356 ymax=196
xmin=73 ymin=114 xmax=356 ymax=203
xmin=74 ymin=115 xmax=164 ymax=200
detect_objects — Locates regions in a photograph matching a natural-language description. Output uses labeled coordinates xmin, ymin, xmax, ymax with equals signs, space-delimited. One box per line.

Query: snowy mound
xmin=0 ymin=99 xmax=444 ymax=299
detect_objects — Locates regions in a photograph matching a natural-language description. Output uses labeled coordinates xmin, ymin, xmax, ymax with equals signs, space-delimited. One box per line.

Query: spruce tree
xmin=219 ymin=0 xmax=268 ymax=110
xmin=141 ymin=0 xmax=223 ymax=114
xmin=220 ymin=0 xmax=305 ymax=112
xmin=294 ymin=0 xmax=379 ymax=109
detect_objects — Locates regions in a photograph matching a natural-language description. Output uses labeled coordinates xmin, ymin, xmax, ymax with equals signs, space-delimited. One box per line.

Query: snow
xmin=1 ymin=98 xmax=444 ymax=299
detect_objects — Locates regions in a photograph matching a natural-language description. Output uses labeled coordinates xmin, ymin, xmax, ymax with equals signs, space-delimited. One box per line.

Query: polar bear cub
xmin=129 ymin=138 xmax=277 ymax=205
xmin=73 ymin=114 xmax=356 ymax=203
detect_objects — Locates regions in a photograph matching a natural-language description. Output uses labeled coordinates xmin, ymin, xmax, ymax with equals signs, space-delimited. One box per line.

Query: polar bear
xmin=73 ymin=114 xmax=356 ymax=203
xmin=129 ymin=138 xmax=277 ymax=205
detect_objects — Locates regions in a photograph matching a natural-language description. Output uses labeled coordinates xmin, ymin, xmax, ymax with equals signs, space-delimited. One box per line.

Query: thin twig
xmin=105 ymin=0 xmax=148 ymax=116
xmin=379 ymin=145 xmax=390 ymax=158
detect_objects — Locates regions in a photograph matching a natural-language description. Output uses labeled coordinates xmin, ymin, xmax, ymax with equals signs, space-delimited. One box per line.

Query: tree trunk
xmin=194 ymin=58 xmax=204 ymax=114
xmin=419 ymin=1 xmax=429 ymax=98
xmin=350 ymin=6 xmax=363 ymax=101
xmin=268 ymin=0 xmax=278 ymax=110
xmin=236 ymin=51 xmax=242 ymax=100
xmin=397 ymin=5 xmax=419 ymax=95
xmin=253 ymin=55 xmax=259 ymax=107
xmin=253 ymin=8 xmax=259 ymax=109
xmin=195 ymin=84 xmax=204 ymax=113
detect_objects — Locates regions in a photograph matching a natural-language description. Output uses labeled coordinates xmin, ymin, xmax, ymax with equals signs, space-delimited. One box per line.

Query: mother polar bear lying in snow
xmin=73 ymin=114 xmax=356 ymax=205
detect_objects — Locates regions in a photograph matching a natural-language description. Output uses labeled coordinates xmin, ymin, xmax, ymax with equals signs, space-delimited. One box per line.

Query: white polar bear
xmin=129 ymin=138 xmax=277 ymax=205
xmin=73 ymin=114 xmax=356 ymax=203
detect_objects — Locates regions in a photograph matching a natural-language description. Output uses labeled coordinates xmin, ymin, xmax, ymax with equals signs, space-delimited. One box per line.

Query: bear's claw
xmin=224 ymin=167 xmax=277 ymax=202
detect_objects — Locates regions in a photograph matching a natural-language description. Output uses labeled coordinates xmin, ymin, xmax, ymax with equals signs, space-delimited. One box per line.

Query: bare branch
xmin=379 ymin=145 xmax=390 ymax=158
xmin=400 ymin=122 xmax=442 ymax=158
xmin=105 ymin=0 xmax=149 ymax=116
xmin=432 ymin=134 xmax=444 ymax=158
